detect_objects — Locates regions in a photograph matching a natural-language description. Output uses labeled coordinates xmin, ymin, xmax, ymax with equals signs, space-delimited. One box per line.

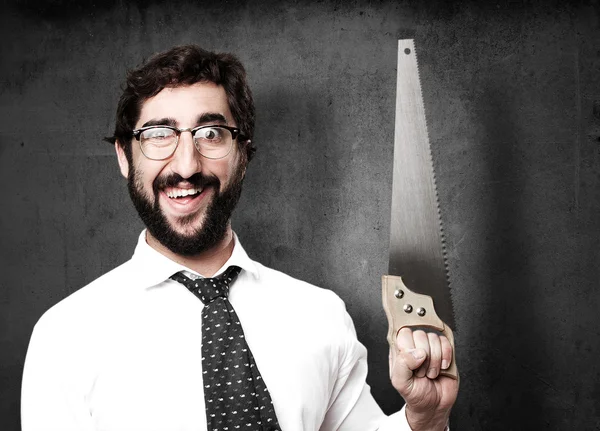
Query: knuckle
xmin=442 ymin=343 xmax=453 ymax=357
xmin=399 ymin=327 xmax=412 ymax=335
xmin=427 ymin=331 xmax=439 ymax=342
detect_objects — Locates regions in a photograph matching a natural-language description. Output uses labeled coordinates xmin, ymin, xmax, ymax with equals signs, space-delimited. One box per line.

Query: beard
xmin=127 ymin=164 xmax=245 ymax=256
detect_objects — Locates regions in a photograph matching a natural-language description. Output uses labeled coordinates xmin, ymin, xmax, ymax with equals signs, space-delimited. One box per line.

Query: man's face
xmin=116 ymin=82 xmax=246 ymax=256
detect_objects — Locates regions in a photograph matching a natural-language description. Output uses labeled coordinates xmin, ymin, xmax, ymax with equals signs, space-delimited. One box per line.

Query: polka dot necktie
xmin=170 ymin=266 xmax=281 ymax=431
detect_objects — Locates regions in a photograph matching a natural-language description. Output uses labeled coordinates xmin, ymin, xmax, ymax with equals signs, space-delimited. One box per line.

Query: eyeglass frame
xmin=131 ymin=124 xmax=242 ymax=161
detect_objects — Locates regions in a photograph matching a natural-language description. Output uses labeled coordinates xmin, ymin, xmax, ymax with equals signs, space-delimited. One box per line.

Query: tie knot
xmin=170 ymin=266 xmax=242 ymax=305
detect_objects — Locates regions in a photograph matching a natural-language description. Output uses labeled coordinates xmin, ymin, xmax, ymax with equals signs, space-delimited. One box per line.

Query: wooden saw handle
xmin=382 ymin=275 xmax=458 ymax=380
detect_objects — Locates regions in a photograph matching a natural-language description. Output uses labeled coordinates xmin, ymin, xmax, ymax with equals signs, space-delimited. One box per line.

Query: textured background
xmin=2 ymin=0 xmax=600 ymax=429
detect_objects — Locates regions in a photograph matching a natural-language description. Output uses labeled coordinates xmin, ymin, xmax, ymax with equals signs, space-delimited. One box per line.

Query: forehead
xmin=136 ymin=82 xmax=232 ymax=127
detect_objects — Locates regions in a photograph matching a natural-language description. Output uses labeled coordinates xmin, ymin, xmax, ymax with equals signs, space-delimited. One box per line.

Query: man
xmin=22 ymin=45 xmax=458 ymax=430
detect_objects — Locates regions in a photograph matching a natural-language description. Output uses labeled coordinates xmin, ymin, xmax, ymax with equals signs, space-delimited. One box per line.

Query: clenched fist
xmin=390 ymin=328 xmax=459 ymax=431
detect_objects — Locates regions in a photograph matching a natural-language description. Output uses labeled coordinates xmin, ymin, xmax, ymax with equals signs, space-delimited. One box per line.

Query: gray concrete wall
xmin=2 ymin=0 xmax=599 ymax=429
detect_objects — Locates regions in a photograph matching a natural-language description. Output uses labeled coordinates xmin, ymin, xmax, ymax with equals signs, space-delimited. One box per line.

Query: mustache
xmin=152 ymin=172 xmax=220 ymax=194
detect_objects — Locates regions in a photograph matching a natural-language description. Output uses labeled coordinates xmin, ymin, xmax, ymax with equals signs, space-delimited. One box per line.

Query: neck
xmin=145 ymin=227 xmax=235 ymax=277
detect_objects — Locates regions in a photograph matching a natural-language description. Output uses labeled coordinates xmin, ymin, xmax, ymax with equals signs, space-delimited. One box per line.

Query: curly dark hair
xmin=105 ymin=45 xmax=256 ymax=163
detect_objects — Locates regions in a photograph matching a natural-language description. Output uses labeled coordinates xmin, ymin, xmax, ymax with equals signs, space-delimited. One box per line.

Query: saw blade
xmin=387 ymin=39 xmax=456 ymax=331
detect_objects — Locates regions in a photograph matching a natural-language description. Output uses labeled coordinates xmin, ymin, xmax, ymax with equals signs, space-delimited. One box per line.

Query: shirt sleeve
xmin=21 ymin=310 xmax=95 ymax=431
xmin=318 ymin=299 xmax=415 ymax=431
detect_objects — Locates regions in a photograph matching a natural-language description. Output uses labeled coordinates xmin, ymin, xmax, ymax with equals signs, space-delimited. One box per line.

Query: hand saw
xmin=382 ymin=39 xmax=457 ymax=380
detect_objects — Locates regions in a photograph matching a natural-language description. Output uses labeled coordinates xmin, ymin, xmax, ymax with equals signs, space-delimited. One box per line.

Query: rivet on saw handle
xmin=382 ymin=275 xmax=458 ymax=380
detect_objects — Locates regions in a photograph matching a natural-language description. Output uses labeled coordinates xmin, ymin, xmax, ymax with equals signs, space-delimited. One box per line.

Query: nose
xmin=169 ymin=130 xmax=201 ymax=179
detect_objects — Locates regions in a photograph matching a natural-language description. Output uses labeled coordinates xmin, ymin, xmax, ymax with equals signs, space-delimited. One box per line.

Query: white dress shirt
xmin=22 ymin=231 xmax=411 ymax=431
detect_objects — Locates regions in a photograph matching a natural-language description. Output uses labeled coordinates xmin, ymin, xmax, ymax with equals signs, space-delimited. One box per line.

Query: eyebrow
xmin=141 ymin=117 xmax=177 ymax=128
xmin=140 ymin=113 xmax=228 ymax=129
xmin=195 ymin=113 xmax=227 ymax=125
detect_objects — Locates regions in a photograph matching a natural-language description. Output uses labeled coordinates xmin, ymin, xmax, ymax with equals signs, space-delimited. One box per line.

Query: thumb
xmin=391 ymin=348 xmax=427 ymax=391
xmin=402 ymin=348 xmax=427 ymax=371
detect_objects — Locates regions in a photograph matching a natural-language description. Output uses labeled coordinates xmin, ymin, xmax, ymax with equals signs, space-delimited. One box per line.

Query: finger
xmin=393 ymin=328 xmax=425 ymax=375
xmin=396 ymin=327 xmax=416 ymax=351
xmin=440 ymin=335 xmax=453 ymax=370
xmin=412 ymin=330 xmax=430 ymax=378
xmin=426 ymin=332 xmax=442 ymax=379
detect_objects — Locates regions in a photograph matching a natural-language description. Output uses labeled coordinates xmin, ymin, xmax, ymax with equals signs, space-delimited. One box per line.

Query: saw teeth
xmin=414 ymin=41 xmax=457 ymax=327
xmin=412 ymin=44 xmax=454 ymax=315
xmin=413 ymin=40 xmax=456 ymax=319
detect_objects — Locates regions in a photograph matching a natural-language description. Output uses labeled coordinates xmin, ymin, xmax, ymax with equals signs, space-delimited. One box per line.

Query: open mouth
xmin=160 ymin=186 xmax=210 ymax=215
xmin=155 ymin=174 xmax=218 ymax=217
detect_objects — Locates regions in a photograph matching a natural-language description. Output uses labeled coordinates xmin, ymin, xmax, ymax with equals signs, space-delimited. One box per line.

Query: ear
xmin=240 ymin=139 xmax=251 ymax=177
xmin=240 ymin=140 xmax=250 ymax=178
xmin=115 ymin=141 xmax=130 ymax=179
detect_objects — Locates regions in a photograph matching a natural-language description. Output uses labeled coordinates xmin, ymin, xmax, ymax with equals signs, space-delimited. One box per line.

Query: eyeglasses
xmin=132 ymin=125 xmax=241 ymax=161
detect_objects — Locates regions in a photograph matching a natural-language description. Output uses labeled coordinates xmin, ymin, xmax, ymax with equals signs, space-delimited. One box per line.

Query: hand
xmin=389 ymin=328 xmax=459 ymax=431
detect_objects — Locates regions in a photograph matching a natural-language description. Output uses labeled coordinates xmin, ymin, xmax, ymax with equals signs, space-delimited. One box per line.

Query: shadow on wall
xmin=469 ymin=83 xmax=545 ymax=430
xmin=235 ymin=79 xmax=341 ymax=289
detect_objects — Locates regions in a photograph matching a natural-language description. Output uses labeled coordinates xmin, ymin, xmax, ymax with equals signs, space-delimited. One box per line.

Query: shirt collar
xmin=129 ymin=230 xmax=260 ymax=288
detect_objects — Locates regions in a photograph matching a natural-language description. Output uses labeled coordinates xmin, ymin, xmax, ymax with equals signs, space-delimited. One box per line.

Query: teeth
xmin=166 ymin=187 xmax=202 ymax=198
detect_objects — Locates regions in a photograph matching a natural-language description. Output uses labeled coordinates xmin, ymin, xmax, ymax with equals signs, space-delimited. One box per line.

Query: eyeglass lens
xmin=139 ymin=126 xmax=233 ymax=160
